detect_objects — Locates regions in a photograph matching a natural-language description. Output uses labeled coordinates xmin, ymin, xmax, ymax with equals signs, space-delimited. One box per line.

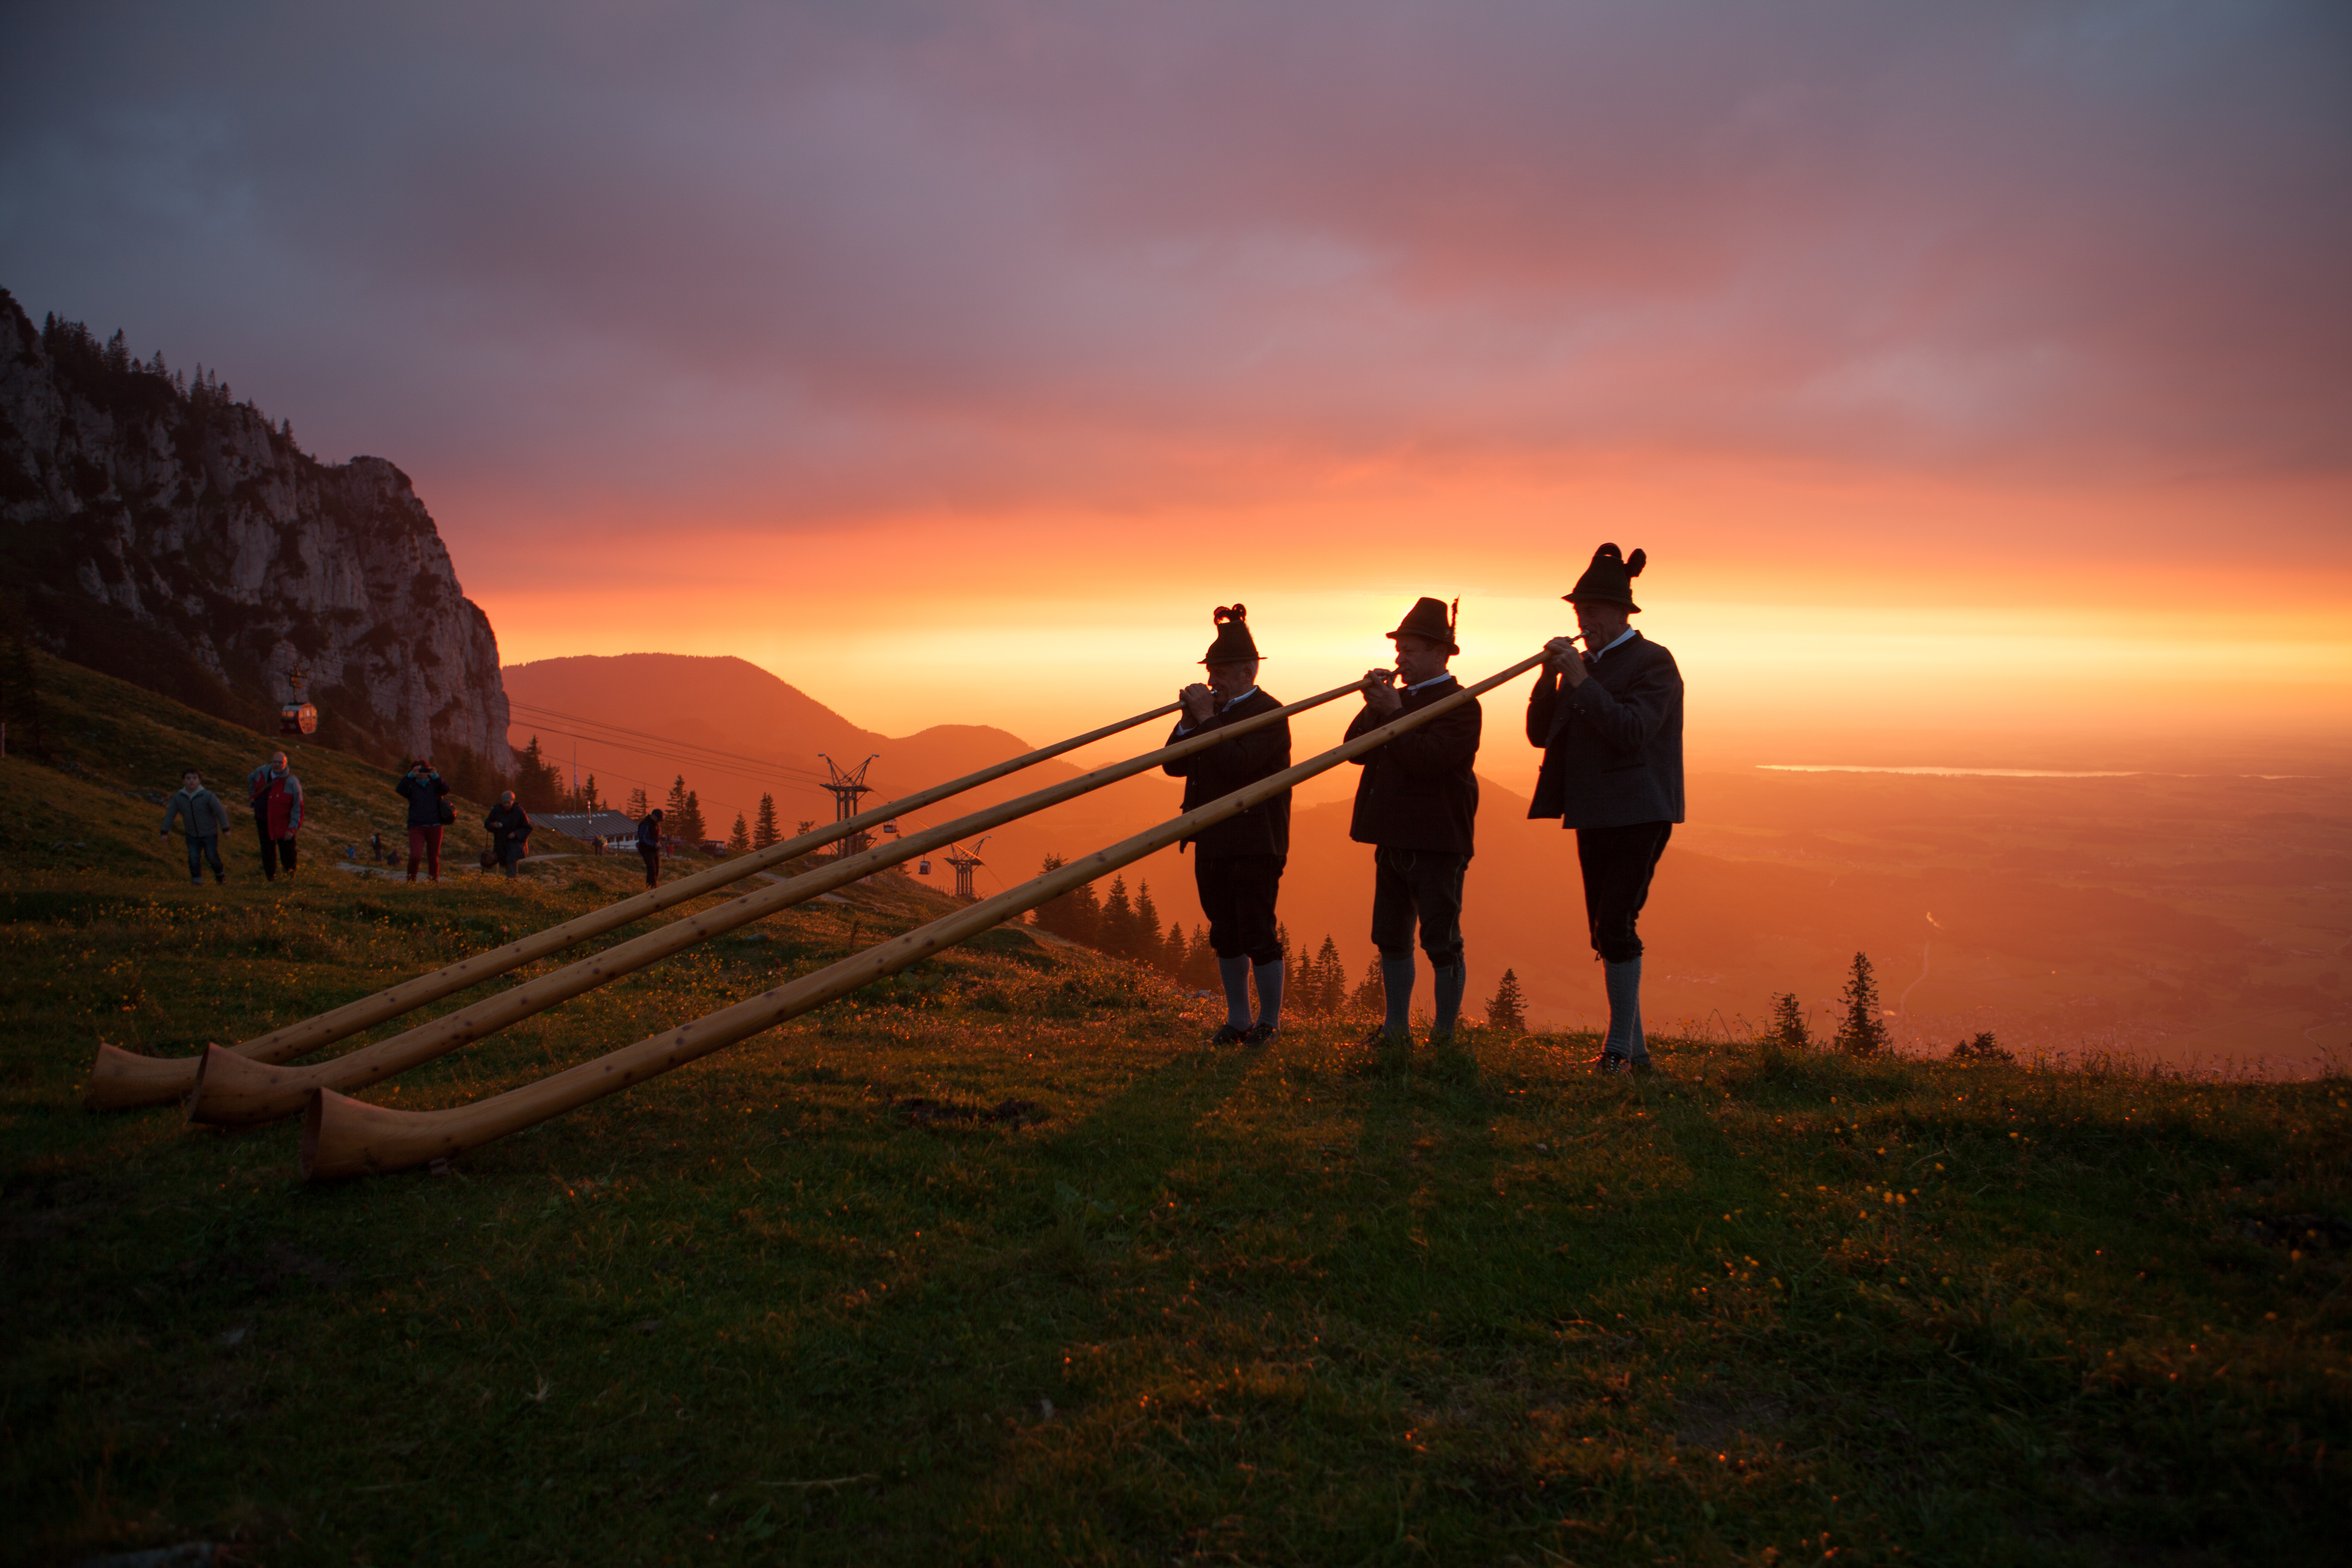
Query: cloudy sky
xmin=5 ymin=1 xmax=2347 ymax=763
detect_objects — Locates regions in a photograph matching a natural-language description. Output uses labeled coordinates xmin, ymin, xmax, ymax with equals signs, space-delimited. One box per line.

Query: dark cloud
xmin=3 ymin=0 xmax=2346 ymax=524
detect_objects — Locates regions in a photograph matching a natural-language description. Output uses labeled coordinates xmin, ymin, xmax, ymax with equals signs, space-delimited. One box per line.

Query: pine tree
xmin=1033 ymin=854 xmax=1101 ymax=946
xmin=753 ymin=793 xmax=780 ymax=850
xmin=1486 ymin=968 xmax=1528 ymax=1032
xmin=1274 ymin=920 xmax=1292 ymax=960
xmin=1351 ymin=957 xmax=1384 ymax=1015
xmin=665 ymin=775 xmax=689 ymax=823
xmin=516 ymin=736 xmax=564 ymax=812
xmin=1834 ymin=953 xmax=1890 ymax=1057
xmin=1161 ymin=921 xmax=1188 ymax=979
xmin=1308 ymin=936 xmax=1344 ymax=1014
xmin=680 ymin=789 xmax=707 ymax=844
xmin=1764 ymin=993 xmax=1811 ymax=1051
xmin=1181 ymin=923 xmax=1219 ymax=990
xmin=580 ymin=775 xmax=600 ymax=813
xmin=729 ymin=812 xmax=750 ymax=854
xmin=627 ymin=786 xmax=650 ymax=819
xmin=1100 ymin=876 xmax=1137 ymax=959
xmin=1132 ymin=882 xmax=1164 ymax=968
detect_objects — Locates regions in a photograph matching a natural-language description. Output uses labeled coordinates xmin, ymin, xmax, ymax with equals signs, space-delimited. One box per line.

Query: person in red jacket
xmin=245 ymin=751 xmax=304 ymax=881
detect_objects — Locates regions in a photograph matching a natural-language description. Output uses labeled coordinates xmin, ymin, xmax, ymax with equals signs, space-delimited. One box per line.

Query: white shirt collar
xmin=1403 ymin=671 xmax=1456 ymax=693
xmin=1219 ymin=685 xmax=1260 ymax=709
xmin=1588 ymin=627 xmax=1638 ymax=660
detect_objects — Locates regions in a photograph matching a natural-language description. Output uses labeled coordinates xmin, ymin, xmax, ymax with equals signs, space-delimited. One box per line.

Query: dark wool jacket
xmin=1162 ymin=687 xmax=1291 ymax=860
xmin=635 ymin=814 xmax=663 ymax=849
xmin=1344 ymin=676 xmax=1482 ymax=855
xmin=1525 ymin=632 xmax=1686 ymax=828
xmin=395 ymin=772 xmax=450 ymax=828
xmin=484 ymin=802 xmax=534 ymax=848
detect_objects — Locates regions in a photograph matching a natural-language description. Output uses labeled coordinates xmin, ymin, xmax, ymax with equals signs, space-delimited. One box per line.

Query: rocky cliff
xmin=0 ymin=289 xmax=510 ymax=777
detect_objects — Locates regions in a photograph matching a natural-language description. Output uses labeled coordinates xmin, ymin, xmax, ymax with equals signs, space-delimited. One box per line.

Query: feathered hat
xmin=1385 ymin=596 xmax=1459 ymax=655
xmin=1564 ymin=544 xmax=1645 ymax=611
xmin=1200 ymin=603 xmax=1264 ymax=665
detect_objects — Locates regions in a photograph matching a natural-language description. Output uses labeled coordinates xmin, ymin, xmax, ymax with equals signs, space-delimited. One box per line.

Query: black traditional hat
xmin=1386 ymin=595 xmax=1459 ymax=655
xmin=1564 ymin=543 xmax=1645 ymax=611
xmin=1199 ymin=603 xmax=1264 ymax=665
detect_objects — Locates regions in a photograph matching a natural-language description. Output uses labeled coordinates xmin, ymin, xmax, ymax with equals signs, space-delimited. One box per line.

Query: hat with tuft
xmin=1386 ymin=596 xmax=1459 ymax=655
xmin=1564 ymin=544 xmax=1645 ymax=611
xmin=1200 ymin=603 xmax=1264 ymax=665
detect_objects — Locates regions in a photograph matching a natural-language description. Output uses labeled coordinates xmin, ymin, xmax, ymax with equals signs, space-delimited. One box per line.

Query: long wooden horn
xmin=302 ymin=653 xmax=1545 ymax=1179
xmin=192 ymin=676 xmax=1369 ymax=1126
xmin=84 ymin=697 xmax=1189 ymax=1111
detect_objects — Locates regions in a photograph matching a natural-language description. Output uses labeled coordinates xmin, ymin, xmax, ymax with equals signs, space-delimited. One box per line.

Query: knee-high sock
xmin=1603 ymin=956 xmax=1646 ymax=1061
xmin=1217 ymin=955 xmax=1253 ymax=1030
xmin=1253 ymin=958 xmax=1284 ymax=1031
xmin=1431 ymin=960 xmax=1467 ymax=1040
xmin=1380 ymin=952 xmax=1416 ymax=1038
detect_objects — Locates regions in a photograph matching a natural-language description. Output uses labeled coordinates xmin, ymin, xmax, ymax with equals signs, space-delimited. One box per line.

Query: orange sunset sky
xmin=4 ymin=2 xmax=2347 ymax=766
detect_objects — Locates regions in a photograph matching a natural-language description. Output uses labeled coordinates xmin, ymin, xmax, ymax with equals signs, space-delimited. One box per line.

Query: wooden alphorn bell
xmin=84 ymin=698 xmax=1190 ymax=1111
xmin=302 ymin=652 xmax=1546 ymax=1179
xmin=190 ymin=676 xmax=1372 ymax=1126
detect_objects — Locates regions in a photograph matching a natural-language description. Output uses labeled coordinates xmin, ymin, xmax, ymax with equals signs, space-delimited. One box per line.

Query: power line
xmin=505 ymin=700 xmax=839 ymax=787
xmin=505 ymin=708 xmax=844 ymax=798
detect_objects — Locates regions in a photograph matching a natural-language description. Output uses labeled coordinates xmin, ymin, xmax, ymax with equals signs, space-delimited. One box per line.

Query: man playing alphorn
xmin=1163 ymin=604 xmax=1291 ymax=1045
xmin=1527 ymin=544 xmax=1684 ymax=1074
xmin=1345 ymin=596 xmax=1482 ymax=1055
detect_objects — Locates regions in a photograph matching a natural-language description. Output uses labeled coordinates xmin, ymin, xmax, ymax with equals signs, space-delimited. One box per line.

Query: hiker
xmin=158 ymin=768 xmax=231 ymax=886
xmin=395 ymin=758 xmax=453 ymax=882
xmin=1345 ymin=597 xmax=1482 ymax=1055
xmin=1526 ymin=544 xmax=1685 ymax=1074
xmin=484 ymin=791 xmax=533 ymax=878
xmin=635 ymin=806 xmax=664 ymax=887
xmin=1162 ymin=604 xmax=1292 ymax=1045
xmin=245 ymin=750 xmax=304 ymax=880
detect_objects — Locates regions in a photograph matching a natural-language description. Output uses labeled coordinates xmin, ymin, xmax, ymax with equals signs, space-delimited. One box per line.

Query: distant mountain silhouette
xmin=502 ymin=652 xmax=1099 ymax=832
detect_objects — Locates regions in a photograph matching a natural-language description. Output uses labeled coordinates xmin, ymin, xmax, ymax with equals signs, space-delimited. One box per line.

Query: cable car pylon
xmin=943 ymin=836 xmax=989 ymax=900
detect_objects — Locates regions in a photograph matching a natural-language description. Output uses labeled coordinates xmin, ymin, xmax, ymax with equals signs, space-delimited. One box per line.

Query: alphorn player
xmin=1163 ymin=604 xmax=1291 ymax=1045
xmin=1527 ymin=544 xmax=1684 ymax=1074
xmin=1345 ymin=596 xmax=1481 ymax=1054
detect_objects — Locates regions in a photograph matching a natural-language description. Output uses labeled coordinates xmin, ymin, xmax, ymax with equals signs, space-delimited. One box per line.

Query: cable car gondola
xmin=278 ymin=663 xmax=318 ymax=738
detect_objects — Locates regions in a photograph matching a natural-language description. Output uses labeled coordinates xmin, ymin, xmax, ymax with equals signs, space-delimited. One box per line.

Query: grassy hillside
xmin=2 ymin=657 xmax=2347 ymax=1566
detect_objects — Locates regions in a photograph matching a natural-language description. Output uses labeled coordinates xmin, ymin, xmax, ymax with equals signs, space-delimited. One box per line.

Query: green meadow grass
xmin=3 ymin=656 xmax=2348 ymax=1566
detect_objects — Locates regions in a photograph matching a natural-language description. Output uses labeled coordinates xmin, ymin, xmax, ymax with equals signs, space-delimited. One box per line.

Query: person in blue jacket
xmin=159 ymin=768 xmax=232 ymax=885
xmin=1526 ymin=544 xmax=1685 ymax=1074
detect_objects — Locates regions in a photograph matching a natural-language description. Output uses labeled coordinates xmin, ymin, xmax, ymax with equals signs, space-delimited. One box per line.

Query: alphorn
xmin=84 ymin=698 xmax=1189 ymax=1111
xmin=190 ymin=677 xmax=1371 ymax=1126
xmin=302 ymin=652 xmax=1547 ymax=1179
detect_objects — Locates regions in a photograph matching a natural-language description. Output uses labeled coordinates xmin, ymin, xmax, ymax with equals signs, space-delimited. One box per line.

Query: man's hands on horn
xmin=1362 ymin=668 xmax=1403 ymax=718
xmin=1546 ymin=636 xmax=1589 ymax=688
xmin=1180 ymin=682 xmax=1216 ymax=722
